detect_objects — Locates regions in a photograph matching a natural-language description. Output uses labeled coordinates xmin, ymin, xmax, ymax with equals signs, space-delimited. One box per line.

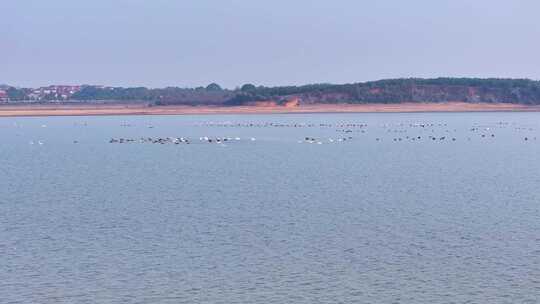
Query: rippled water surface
xmin=1 ymin=112 xmax=539 ymax=303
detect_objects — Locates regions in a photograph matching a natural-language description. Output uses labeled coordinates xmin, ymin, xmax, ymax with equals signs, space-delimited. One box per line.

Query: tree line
xmin=4 ymin=78 xmax=540 ymax=105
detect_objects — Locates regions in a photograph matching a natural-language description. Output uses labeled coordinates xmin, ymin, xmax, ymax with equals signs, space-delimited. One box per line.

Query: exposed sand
xmin=1 ymin=102 xmax=540 ymax=117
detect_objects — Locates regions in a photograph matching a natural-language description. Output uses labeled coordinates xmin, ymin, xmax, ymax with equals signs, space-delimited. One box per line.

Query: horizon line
xmin=3 ymin=76 xmax=540 ymax=90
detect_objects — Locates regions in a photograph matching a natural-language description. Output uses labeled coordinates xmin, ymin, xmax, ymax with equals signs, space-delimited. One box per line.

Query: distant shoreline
xmin=1 ymin=102 xmax=540 ymax=117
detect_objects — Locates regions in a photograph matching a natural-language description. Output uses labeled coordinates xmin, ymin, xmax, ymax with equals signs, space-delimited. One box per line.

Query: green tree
xmin=206 ymin=83 xmax=222 ymax=91
xmin=241 ymin=83 xmax=256 ymax=92
xmin=6 ymin=87 xmax=26 ymax=100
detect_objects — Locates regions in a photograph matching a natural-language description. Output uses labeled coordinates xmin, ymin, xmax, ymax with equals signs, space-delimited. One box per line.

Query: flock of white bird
xmin=15 ymin=120 xmax=538 ymax=146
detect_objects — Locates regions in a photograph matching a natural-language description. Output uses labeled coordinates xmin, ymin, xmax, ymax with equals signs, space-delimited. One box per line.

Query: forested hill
xmin=4 ymin=78 xmax=540 ymax=105
xmin=224 ymin=78 xmax=540 ymax=106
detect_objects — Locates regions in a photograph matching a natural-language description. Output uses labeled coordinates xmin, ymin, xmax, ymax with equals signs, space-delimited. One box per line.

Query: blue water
xmin=1 ymin=113 xmax=539 ymax=303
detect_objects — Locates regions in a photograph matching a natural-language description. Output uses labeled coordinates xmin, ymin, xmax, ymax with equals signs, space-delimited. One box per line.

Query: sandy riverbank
xmin=1 ymin=102 xmax=540 ymax=117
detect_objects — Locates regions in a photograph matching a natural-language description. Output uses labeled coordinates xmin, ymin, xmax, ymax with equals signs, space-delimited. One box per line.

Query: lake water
xmin=1 ymin=112 xmax=539 ymax=303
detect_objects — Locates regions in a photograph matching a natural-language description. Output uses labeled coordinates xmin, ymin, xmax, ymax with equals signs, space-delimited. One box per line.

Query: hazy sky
xmin=2 ymin=0 xmax=540 ymax=88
